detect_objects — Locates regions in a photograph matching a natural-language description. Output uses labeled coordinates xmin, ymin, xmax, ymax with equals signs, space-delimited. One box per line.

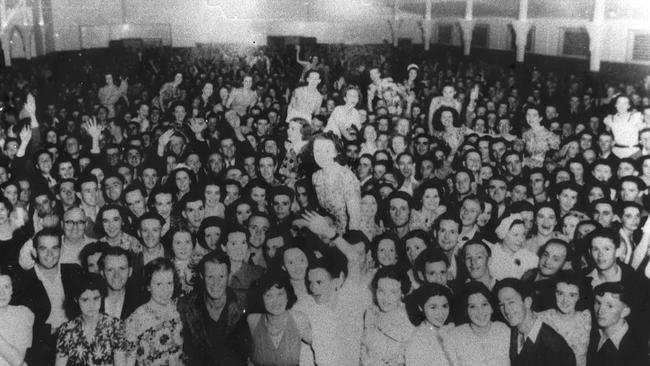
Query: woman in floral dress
xmin=522 ymin=106 xmax=560 ymax=168
xmin=431 ymin=107 xmax=467 ymax=153
xmin=125 ymin=258 xmax=185 ymax=366
xmin=56 ymin=274 xmax=128 ymax=366
xmin=310 ymin=132 xmax=361 ymax=234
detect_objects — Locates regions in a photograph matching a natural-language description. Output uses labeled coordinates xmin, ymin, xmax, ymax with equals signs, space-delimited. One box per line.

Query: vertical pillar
xmin=458 ymin=0 xmax=474 ymax=55
xmin=511 ymin=0 xmax=531 ymax=63
xmin=512 ymin=20 xmax=531 ymax=62
xmin=423 ymin=0 xmax=432 ymax=50
xmin=458 ymin=20 xmax=475 ymax=56
xmin=391 ymin=0 xmax=400 ymax=47
xmin=0 ymin=0 xmax=7 ymax=30
xmin=17 ymin=25 xmax=32 ymax=59
xmin=1 ymin=33 xmax=10 ymax=66
xmin=586 ymin=0 xmax=606 ymax=72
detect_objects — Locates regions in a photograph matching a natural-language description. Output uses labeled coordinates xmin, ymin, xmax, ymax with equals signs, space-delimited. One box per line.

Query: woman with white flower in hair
xmin=487 ymin=214 xmax=539 ymax=280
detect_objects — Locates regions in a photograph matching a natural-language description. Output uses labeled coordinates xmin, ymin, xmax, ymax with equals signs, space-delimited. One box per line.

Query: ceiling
xmin=370 ymin=0 xmax=650 ymax=20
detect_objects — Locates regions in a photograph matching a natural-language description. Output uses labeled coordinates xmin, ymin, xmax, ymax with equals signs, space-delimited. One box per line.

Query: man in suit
xmin=495 ymin=278 xmax=576 ymax=366
xmin=178 ymin=250 xmax=247 ymax=366
xmin=15 ymin=228 xmax=83 ymax=366
xmin=99 ymin=246 xmax=143 ymax=320
xmin=586 ymin=282 xmax=649 ymax=366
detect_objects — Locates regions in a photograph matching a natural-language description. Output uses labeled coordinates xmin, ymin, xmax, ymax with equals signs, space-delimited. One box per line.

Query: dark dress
xmin=510 ymin=322 xmax=577 ymax=366
xmin=250 ymin=312 xmax=301 ymax=366
xmin=586 ymin=326 xmax=649 ymax=366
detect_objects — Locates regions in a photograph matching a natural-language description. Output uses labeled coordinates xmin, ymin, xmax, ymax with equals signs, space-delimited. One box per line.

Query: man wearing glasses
xmin=18 ymin=207 xmax=92 ymax=269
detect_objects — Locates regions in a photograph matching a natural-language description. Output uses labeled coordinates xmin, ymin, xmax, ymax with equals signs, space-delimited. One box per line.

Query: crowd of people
xmin=0 ymin=41 xmax=649 ymax=366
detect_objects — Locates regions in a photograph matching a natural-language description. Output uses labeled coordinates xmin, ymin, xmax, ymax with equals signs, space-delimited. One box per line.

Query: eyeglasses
xmin=64 ymin=220 xmax=85 ymax=226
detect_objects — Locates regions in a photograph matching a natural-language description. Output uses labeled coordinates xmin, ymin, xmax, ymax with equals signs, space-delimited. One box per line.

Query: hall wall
xmin=47 ymin=0 xmax=650 ymax=65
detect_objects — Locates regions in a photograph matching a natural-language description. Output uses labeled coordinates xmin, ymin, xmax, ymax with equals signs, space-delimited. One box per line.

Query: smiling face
xmin=148 ymin=269 xmax=175 ymax=306
xmin=467 ymin=292 xmax=493 ymax=328
xmin=263 ymin=285 xmax=288 ymax=315
xmin=555 ymin=282 xmax=579 ymax=315
xmin=313 ymin=139 xmax=337 ymax=169
xmin=172 ymin=231 xmax=193 ymax=261
xmin=405 ymin=237 xmax=427 ymax=265
xmin=102 ymin=209 xmax=123 ymax=239
xmin=421 ymin=295 xmax=449 ymax=328
xmin=203 ymin=261 xmax=228 ymax=300
xmin=377 ymin=239 xmax=398 ymax=266
xmin=535 ymin=207 xmax=557 ymax=236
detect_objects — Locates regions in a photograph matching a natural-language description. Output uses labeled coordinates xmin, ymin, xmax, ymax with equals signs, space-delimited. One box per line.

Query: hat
xmin=495 ymin=214 xmax=523 ymax=240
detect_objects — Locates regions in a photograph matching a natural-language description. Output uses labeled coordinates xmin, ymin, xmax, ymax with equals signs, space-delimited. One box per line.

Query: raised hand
xmin=470 ymin=84 xmax=480 ymax=101
xmin=158 ymin=129 xmax=175 ymax=147
xmin=24 ymin=93 xmax=36 ymax=116
xmin=19 ymin=125 xmax=32 ymax=144
xmin=83 ymin=118 xmax=103 ymax=140
xmin=189 ymin=118 xmax=207 ymax=135
xmin=301 ymin=211 xmax=335 ymax=238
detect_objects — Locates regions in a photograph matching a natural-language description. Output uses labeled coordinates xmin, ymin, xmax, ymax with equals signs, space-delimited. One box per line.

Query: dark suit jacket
xmin=14 ymin=263 xmax=83 ymax=366
xmin=177 ymin=288 xmax=246 ymax=366
xmin=510 ymin=322 xmax=576 ymax=366
xmin=586 ymin=327 xmax=649 ymax=366
xmin=585 ymin=262 xmax=650 ymax=338
xmin=230 ymin=262 xmax=264 ymax=310
xmin=99 ymin=281 xmax=143 ymax=320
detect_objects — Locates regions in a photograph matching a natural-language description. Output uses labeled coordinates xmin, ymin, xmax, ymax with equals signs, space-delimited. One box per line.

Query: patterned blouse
xmin=101 ymin=232 xmax=142 ymax=254
xmin=522 ymin=126 xmax=560 ymax=168
xmin=56 ymin=313 xmax=128 ymax=366
xmin=313 ymin=165 xmax=361 ymax=234
xmin=125 ymin=303 xmax=185 ymax=366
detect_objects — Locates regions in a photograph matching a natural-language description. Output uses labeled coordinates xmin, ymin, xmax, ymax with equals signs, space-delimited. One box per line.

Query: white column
xmin=464 ymin=0 xmax=473 ymax=21
xmin=0 ymin=0 xmax=6 ymax=30
xmin=518 ymin=0 xmax=528 ymax=21
xmin=511 ymin=0 xmax=531 ymax=63
xmin=458 ymin=0 xmax=474 ymax=55
xmin=16 ymin=25 xmax=32 ymax=59
xmin=512 ymin=20 xmax=531 ymax=62
xmin=586 ymin=0 xmax=606 ymax=72
xmin=1 ymin=32 xmax=10 ymax=66
xmin=423 ymin=0 xmax=432 ymax=50
xmin=459 ymin=19 xmax=475 ymax=56
xmin=391 ymin=0 xmax=400 ymax=47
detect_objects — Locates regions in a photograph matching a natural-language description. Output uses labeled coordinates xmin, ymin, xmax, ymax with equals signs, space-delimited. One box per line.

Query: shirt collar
xmin=525 ymin=317 xmax=544 ymax=343
xmin=598 ymin=321 xmax=629 ymax=350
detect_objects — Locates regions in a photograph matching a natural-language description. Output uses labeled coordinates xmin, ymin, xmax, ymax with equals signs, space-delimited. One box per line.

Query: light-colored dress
xmin=604 ymin=111 xmax=645 ymax=158
xmin=405 ymin=323 xmax=454 ymax=366
xmin=312 ymin=165 xmax=361 ymax=234
xmin=0 ymin=305 xmax=33 ymax=366
xmin=538 ymin=309 xmax=591 ymax=366
xmin=447 ymin=321 xmax=511 ymax=366
xmin=523 ymin=125 xmax=560 ymax=168
xmin=361 ymin=305 xmax=415 ymax=366
xmin=125 ymin=303 xmax=185 ymax=366
xmin=488 ymin=243 xmax=539 ymax=280
xmin=409 ymin=208 xmax=442 ymax=232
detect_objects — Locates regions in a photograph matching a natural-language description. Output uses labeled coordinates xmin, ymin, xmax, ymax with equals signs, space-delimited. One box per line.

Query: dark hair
xmin=539 ymin=238 xmax=573 ymax=264
xmin=197 ymin=250 xmax=231 ymax=278
xmin=493 ymin=278 xmax=532 ymax=302
xmin=461 ymin=240 xmax=492 ymax=259
xmin=79 ymin=241 xmax=110 ymax=273
xmin=414 ymin=247 xmax=449 ymax=278
xmin=432 ymin=106 xmax=461 ymax=131
xmin=589 ymin=227 xmax=621 ymax=249
xmin=0 ymin=196 xmax=13 ymax=213
xmin=253 ymin=270 xmax=298 ymax=312
xmin=460 ymin=281 xmax=496 ymax=325
xmin=593 ymin=282 xmax=632 ymax=308
xmin=98 ymin=246 xmax=132 ymax=271
xmin=433 ymin=212 xmax=462 ymax=233
xmin=143 ymin=257 xmax=181 ymax=300
xmin=76 ymin=273 xmax=108 ymax=300
xmin=370 ymin=231 xmax=404 ymax=266
xmin=33 ymin=228 xmax=62 ymax=250
xmin=409 ymin=283 xmax=453 ymax=325
xmin=371 ymin=265 xmax=411 ymax=296
xmin=95 ymin=204 xmax=129 ymax=237
xmin=308 ymin=248 xmax=348 ymax=280
xmin=138 ymin=211 xmax=165 ymax=228
xmin=197 ymin=216 xmax=226 ymax=250
xmin=553 ymin=270 xmax=591 ymax=311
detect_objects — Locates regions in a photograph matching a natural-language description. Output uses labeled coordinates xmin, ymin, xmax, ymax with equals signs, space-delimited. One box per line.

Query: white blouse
xmin=447 ymin=322 xmax=511 ymax=366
